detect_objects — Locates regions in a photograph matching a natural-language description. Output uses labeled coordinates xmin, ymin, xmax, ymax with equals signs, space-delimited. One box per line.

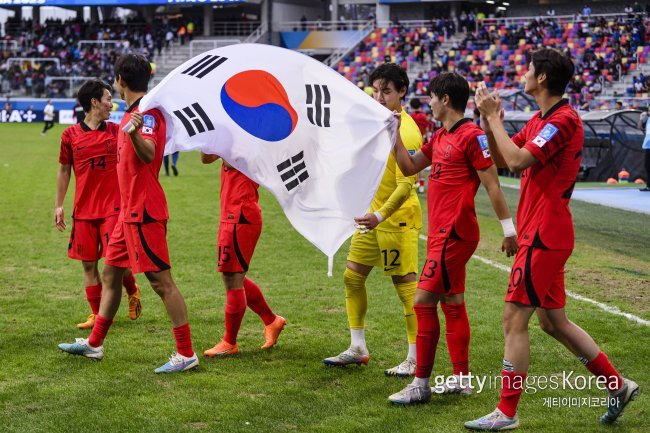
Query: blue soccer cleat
xmin=58 ymin=338 xmax=104 ymax=360
xmin=154 ymin=352 xmax=199 ymax=373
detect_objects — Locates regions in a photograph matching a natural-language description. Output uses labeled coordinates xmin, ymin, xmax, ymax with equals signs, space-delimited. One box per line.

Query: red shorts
xmin=217 ymin=222 xmax=261 ymax=273
xmin=418 ymin=236 xmax=478 ymax=295
xmin=68 ymin=215 xmax=118 ymax=261
xmin=105 ymin=217 xmax=170 ymax=274
xmin=505 ymin=245 xmax=572 ymax=309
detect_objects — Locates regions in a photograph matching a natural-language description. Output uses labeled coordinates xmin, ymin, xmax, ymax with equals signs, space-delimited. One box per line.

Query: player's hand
xmin=475 ymin=82 xmax=501 ymax=118
xmin=502 ymin=236 xmax=518 ymax=257
xmin=393 ymin=110 xmax=402 ymax=128
xmin=129 ymin=112 xmax=144 ymax=134
xmin=354 ymin=213 xmax=380 ymax=232
xmin=54 ymin=206 xmax=66 ymax=231
xmin=480 ymin=109 xmax=504 ymax=133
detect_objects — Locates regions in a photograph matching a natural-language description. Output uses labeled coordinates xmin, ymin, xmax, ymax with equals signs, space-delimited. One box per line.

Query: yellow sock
xmin=344 ymin=268 xmax=368 ymax=330
xmin=394 ymin=281 xmax=417 ymax=345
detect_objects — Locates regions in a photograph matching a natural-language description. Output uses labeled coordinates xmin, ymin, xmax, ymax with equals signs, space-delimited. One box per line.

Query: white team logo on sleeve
xmin=478 ymin=134 xmax=491 ymax=158
xmin=532 ymin=123 xmax=558 ymax=148
xmin=141 ymin=114 xmax=155 ymax=135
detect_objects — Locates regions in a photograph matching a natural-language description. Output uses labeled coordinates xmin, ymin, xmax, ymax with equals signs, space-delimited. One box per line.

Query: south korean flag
xmin=139 ymin=44 xmax=397 ymax=272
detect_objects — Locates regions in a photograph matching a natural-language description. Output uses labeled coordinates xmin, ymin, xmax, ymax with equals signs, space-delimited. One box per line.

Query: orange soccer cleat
xmin=261 ymin=315 xmax=286 ymax=350
xmin=127 ymin=286 xmax=142 ymax=320
xmin=76 ymin=314 xmax=96 ymax=329
xmin=204 ymin=339 xmax=239 ymax=358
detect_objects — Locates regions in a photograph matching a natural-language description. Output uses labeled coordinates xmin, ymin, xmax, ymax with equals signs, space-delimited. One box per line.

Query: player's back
xmin=370 ymin=110 xmax=423 ymax=232
xmin=220 ymin=163 xmax=262 ymax=224
xmin=59 ymin=121 xmax=120 ymax=220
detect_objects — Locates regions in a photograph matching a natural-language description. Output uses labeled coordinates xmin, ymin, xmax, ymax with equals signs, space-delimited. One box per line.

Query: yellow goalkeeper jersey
xmin=370 ymin=109 xmax=423 ymax=232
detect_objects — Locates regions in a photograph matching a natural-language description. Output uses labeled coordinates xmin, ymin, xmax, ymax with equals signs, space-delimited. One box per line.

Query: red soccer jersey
xmin=421 ymin=118 xmax=493 ymax=241
xmin=411 ymin=111 xmax=428 ymax=135
xmin=59 ymin=121 xmax=121 ymax=220
xmin=117 ymin=98 xmax=169 ymax=223
xmin=220 ymin=163 xmax=262 ymax=224
xmin=512 ymin=99 xmax=582 ymax=250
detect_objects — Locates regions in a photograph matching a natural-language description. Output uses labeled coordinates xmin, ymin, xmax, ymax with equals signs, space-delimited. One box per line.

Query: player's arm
xmin=201 ymin=152 xmax=220 ymax=164
xmin=393 ymin=112 xmax=430 ymax=176
xmin=475 ymin=83 xmax=538 ymax=172
xmin=127 ymin=112 xmax=156 ymax=163
xmin=477 ymin=165 xmax=518 ymax=257
xmin=55 ymin=164 xmax=71 ymax=231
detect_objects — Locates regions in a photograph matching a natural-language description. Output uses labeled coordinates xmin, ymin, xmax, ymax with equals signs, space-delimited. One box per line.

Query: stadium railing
xmin=0 ymin=40 xmax=18 ymax=53
xmin=77 ymin=40 xmax=127 ymax=50
xmin=324 ymin=20 xmax=376 ymax=68
xmin=213 ymin=21 xmax=260 ymax=37
xmin=188 ymin=39 xmax=241 ymax=58
xmin=5 ymin=57 xmax=60 ymax=69
xmin=243 ymin=22 xmax=268 ymax=44
xmin=276 ymin=20 xmax=371 ymax=32
xmin=44 ymin=76 xmax=92 ymax=98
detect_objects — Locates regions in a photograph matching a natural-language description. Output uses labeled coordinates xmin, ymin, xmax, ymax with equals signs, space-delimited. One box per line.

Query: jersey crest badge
xmin=141 ymin=114 xmax=155 ymax=134
xmin=478 ymin=134 xmax=491 ymax=158
xmin=532 ymin=123 xmax=558 ymax=148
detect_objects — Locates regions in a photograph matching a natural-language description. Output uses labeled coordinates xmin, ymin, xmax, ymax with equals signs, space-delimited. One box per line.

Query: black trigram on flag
xmin=306 ymin=84 xmax=331 ymax=127
xmin=181 ymin=55 xmax=227 ymax=79
xmin=173 ymin=103 xmax=214 ymax=137
xmin=277 ymin=151 xmax=309 ymax=191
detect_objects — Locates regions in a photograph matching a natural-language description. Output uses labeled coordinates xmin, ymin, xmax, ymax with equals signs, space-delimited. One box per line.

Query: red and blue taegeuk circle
xmin=220 ymin=70 xmax=298 ymax=141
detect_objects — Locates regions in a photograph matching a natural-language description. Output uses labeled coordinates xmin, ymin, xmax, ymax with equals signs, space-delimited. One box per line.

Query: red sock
xmin=85 ymin=283 xmax=102 ymax=315
xmin=122 ymin=273 xmax=137 ymax=296
xmin=224 ymin=289 xmax=247 ymax=345
xmin=441 ymin=302 xmax=470 ymax=375
xmin=585 ymin=352 xmax=623 ymax=391
xmin=498 ymin=368 xmax=527 ymax=417
xmin=88 ymin=314 xmax=113 ymax=348
xmin=243 ymin=277 xmax=276 ymax=326
xmin=414 ymin=303 xmax=440 ymax=378
xmin=172 ymin=323 xmax=194 ymax=358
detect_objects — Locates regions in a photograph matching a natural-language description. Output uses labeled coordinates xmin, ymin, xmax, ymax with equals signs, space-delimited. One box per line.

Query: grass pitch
xmin=0 ymin=123 xmax=647 ymax=432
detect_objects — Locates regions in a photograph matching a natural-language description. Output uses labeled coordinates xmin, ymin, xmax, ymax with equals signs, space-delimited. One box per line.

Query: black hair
xmin=114 ymin=54 xmax=151 ymax=92
xmin=409 ymin=98 xmax=422 ymax=109
xmin=77 ymin=79 xmax=112 ymax=112
xmin=530 ymin=48 xmax=575 ymax=97
xmin=428 ymin=72 xmax=470 ymax=112
xmin=369 ymin=63 xmax=409 ymax=97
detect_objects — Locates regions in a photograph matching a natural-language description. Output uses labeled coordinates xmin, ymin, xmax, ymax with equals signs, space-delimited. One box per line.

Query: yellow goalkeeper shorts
xmin=347 ymin=228 xmax=419 ymax=276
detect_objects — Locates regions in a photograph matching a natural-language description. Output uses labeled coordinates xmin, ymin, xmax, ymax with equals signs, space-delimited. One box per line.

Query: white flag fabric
xmin=140 ymin=44 xmax=396 ymax=267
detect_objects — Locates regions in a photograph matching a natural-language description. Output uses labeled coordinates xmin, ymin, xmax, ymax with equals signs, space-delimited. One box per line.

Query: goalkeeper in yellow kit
xmin=324 ymin=64 xmax=423 ymax=377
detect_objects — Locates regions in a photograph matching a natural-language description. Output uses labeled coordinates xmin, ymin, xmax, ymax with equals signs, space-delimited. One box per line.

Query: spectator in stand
xmin=187 ymin=21 xmax=195 ymax=42
xmin=547 ymin=8 xmax=556 ymax=17
xmin=615 ymin=101 xmax=624 ymax=110
xmin=638 ymin=106 xmax=650 ymax=191
xmin=178 ymin=24 xmax=186 ymax=46
xmin=408 ymin=98 xmax=428 ymax=135
xmin=582 ymin=4 xmax=592 ymax=17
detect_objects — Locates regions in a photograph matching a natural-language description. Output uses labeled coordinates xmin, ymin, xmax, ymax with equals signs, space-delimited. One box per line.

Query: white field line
xmin=418 ymin=234 xmax=650 ymax=326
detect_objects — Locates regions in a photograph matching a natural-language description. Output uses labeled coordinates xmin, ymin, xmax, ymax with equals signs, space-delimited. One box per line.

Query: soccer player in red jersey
xmin=59 ymin=55 xmax=198 ymax=373
xmin=55 ymin=79 xmax=142 ymax=329
xmin=388 ymin=72 xmax=518 ymax=405
xmin=200 ymin=153 xmax=286 ymax=357
xmin=465 ymin=49 xmax=639 ymax=430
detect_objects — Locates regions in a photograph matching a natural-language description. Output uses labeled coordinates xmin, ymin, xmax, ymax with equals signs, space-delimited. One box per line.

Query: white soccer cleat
xmin=388 ymin=383 xmax=432 ymax=405
xmin=384 ymin=358 xmax=416 ymax=377
xmin=58 ymin=338 xmax=104 ymax=360
xmin=323 ymin=346 xmax=369 ymax=366
xmin=432 ymin=375 xmax=473 ymax=395
xmin=464 ymin=408 xmax=519 ymax=430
